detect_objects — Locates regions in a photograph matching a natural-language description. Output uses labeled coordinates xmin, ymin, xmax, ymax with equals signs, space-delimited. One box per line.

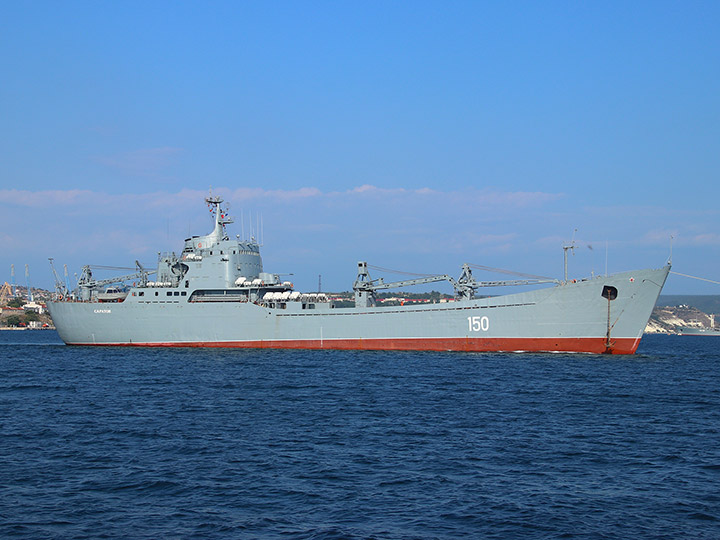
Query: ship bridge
xmin=152 ymin=195 xmax=265 ymax=290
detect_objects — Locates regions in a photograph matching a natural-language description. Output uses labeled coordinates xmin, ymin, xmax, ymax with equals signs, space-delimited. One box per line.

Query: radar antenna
xmin=205 ymin=193 xmax=234 ymax=239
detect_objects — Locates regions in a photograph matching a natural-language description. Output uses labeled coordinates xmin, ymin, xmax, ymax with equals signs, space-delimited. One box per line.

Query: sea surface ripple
xmin=1 ymin=332 xmax=719 ymax=539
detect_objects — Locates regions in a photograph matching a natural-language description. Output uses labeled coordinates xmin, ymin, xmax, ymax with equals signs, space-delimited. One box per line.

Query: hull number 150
xmin=467 ymin=316 xmax=489 ymax=332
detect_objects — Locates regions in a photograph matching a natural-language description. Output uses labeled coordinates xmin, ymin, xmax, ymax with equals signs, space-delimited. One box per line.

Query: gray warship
xmin=679 ymin=315 xmax=720 ymax=336
xmin=47 ymin=196 xmax=670 ymax=354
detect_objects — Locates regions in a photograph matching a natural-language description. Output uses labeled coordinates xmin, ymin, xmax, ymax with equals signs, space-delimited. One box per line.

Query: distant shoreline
xmin=0 ymin=327 xmax=55 ymax=331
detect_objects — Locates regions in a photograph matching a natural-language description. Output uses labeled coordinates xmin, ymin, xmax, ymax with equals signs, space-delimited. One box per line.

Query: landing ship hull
xmin=678 ymin=326 xmax=720 ymax=337
xmin=48 ymin=265 xmax=669 ymax=354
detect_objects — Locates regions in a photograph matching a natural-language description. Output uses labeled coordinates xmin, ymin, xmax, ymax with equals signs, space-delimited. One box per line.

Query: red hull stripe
xmin=69 ymin=336 xmax=642 ymax=354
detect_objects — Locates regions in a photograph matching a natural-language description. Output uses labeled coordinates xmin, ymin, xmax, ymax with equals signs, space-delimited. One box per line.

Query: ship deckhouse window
xmin=155 ymin=292 xmax=159 ymax=296
xmin=181 ymin=291 xmax=187 ymax=296
xmin=167 ymin=292 xmax=173 ymax=296
xmin=139 ymin=292 xmax=144 ymax=296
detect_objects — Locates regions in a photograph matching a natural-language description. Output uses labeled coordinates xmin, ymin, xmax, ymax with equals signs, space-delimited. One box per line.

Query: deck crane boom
xmin=76 ymin=262 xmax=155 ymax=301
xmin=49 ymin=258 xmax=68 ymax=298
xmin=352 ymin=262 xmax=559 ymax=307
xmin=352 ymin=262 xmax=475 ymax=307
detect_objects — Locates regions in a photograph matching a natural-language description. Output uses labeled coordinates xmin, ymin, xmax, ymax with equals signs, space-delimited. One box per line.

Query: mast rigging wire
xmin=466 ymin=263 xmax=554 ymax=281
xmin=670 ymin=272 xmax=720 ymax=285
xmin=367 ymin=265 xmax=434 ymax=278
xmin=368 ymin=263 xmax=554 ymax=281
xmin=87 ymin=265 xmax=137 ymax=271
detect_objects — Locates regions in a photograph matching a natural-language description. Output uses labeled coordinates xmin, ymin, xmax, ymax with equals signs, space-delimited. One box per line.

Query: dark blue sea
xmin=1 ymin=332 xmax=719 ymax=539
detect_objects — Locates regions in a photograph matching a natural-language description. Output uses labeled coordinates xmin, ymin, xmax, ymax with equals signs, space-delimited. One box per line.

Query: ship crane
xmin=353 ymin=261 xmax=559 ymax=308
xmin=75 ymin=262 xmax=155 ymax=301
xmin=353 ymin=262 xmax=478 ymax=307
xmin=49 ymin=258 xmax=69 ymax=298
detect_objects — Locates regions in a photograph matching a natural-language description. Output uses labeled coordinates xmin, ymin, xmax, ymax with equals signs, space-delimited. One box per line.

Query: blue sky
xmin=1 ymin=1 xmax=718 ymax=294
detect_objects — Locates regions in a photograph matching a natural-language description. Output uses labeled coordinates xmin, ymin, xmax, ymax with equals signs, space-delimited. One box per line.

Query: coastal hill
xmin=657 ymin=295 xmax=720 ymax=315
xmin=646 ymin=295 xmax=720 ymax=334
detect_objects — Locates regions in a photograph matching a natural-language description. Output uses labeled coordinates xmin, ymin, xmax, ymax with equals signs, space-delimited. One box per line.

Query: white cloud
xmin=642 ymin=229 xmax=720 ymax=247
xmin=347 ymin=184 xmax=408 ymax=196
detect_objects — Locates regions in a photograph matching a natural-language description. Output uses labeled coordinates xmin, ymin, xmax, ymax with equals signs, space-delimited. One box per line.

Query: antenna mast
xmin=562 ymin=229 xmax=577 ymax=283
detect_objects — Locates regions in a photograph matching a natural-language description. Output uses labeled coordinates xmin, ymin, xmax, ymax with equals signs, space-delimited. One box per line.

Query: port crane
xmin=11 ymin=264 xmax=17 ymax=297
xmin=25 ymin=264 xmax=33 ymax=303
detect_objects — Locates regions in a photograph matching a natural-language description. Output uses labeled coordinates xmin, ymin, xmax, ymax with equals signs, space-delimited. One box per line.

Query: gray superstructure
xmin=47 ymin=196 xmax=670 ymax=354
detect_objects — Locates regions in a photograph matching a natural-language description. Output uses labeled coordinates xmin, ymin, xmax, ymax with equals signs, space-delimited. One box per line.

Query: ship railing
xmin=190 ymin=296 xmax=249 ymax=303
xmin=475 ymin=278 xmax=560 ymax=288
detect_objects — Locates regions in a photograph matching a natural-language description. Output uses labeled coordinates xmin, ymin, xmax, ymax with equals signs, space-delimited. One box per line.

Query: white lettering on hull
xmin=467 ymin=316 xmax=489 ymax=332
